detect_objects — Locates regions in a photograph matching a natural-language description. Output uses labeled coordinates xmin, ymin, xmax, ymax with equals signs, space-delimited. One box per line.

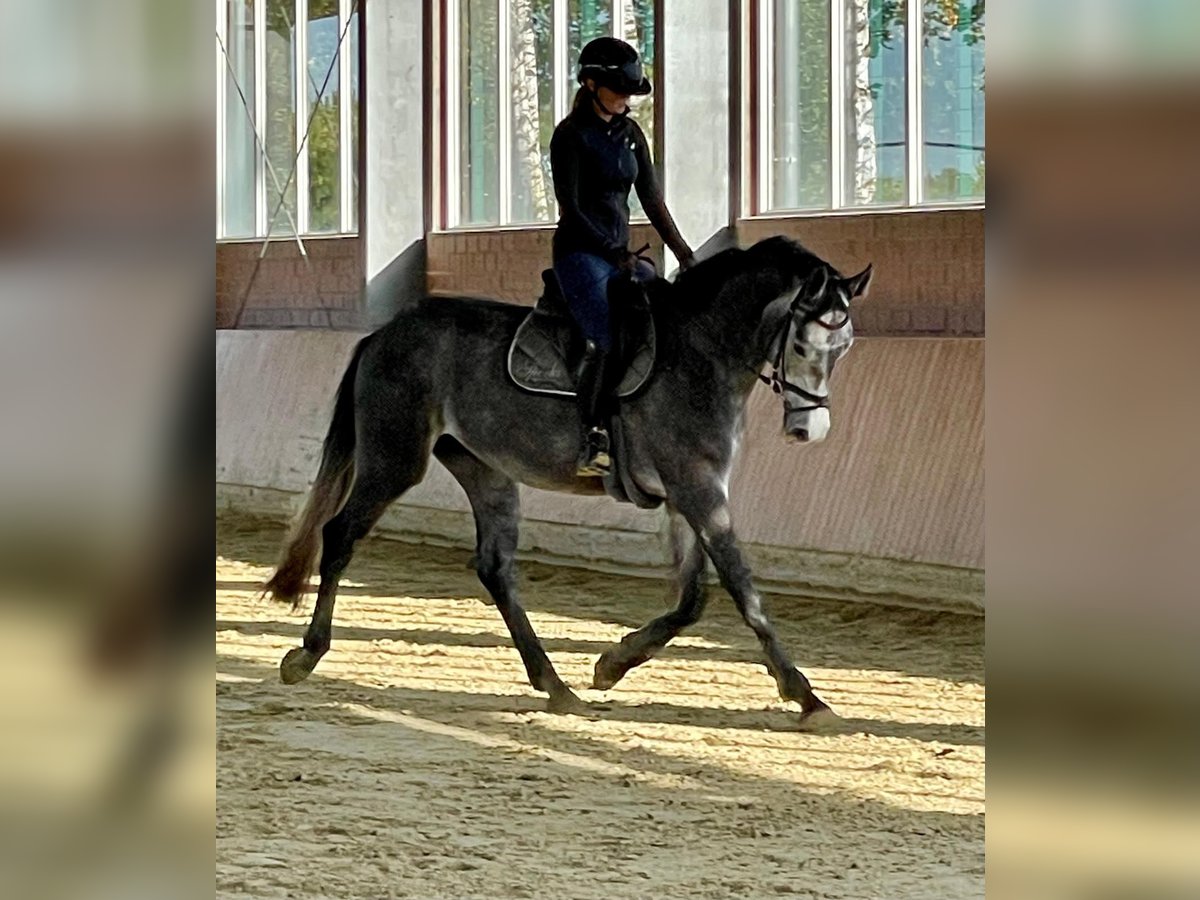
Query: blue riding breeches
xmin=553 ymin=251 xmax=655 ymax=352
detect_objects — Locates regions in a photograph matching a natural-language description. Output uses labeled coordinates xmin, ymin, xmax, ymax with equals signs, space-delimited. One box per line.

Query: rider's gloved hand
xmin=615 ymin=249 xmax=639 ymax=275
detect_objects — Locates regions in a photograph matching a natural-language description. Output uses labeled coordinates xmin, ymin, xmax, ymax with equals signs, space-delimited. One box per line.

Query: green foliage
xmin=307 ymin=97 xmax=341 ymax=232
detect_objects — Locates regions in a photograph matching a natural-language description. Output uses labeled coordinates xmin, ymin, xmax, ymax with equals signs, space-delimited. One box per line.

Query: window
xmin=448 ymin=0 xmax=656 ymax=228
xmin=216 ymin=0 xmax=360 ymax=239
xmin=759 ymin=0 xmax=984 ymax=213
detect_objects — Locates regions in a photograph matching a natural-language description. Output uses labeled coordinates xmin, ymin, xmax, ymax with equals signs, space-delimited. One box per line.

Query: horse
xmin=264 ymin=235 xmax=872 ymax=722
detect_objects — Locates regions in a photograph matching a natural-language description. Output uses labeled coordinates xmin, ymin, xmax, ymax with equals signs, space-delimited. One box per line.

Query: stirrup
xmin=576 ymin=427 xmax=611 ymax=477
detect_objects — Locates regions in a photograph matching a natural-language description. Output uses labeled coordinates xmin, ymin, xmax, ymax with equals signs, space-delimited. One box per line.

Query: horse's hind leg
xmin=593 ymin=513 xmax=709 ymax=690
xmin=280 ymin=453 xmax=428 ymax=685
xmin=433 ymin=437 xmax=584 ymax=714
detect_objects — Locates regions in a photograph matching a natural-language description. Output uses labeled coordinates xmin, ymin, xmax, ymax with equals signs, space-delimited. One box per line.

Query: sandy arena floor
xmin=217 ymin=516 xmax=983 ymax=899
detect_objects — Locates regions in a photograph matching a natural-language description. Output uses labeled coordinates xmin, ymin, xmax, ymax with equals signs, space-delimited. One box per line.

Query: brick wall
xmin=214 ymin=210 xmax=981 ymax=335
xmin=739 ymin=209 xmax=984 ymax=336
xmin=424 ymin=210 xmax=982 ymax=335
xmin=216 ymin=236 xmax=364 ymax=329
xmin=426 ymin=224 xmax=663 ymax=305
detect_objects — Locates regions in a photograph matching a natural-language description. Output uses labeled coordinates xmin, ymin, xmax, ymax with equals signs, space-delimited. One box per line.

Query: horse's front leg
xmin=592 ymin=513 xmax=710 ymax=690
xmin=678 ymin=487 xmax=834 ymax=721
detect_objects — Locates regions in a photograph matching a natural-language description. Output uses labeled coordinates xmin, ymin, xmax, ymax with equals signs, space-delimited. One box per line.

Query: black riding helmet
xmin=577 ymin=37 xmax=652 ymax=96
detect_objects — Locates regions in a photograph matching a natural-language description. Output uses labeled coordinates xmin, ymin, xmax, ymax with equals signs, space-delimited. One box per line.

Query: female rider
xmin=550 ymin=36 xmax=695 ymax=477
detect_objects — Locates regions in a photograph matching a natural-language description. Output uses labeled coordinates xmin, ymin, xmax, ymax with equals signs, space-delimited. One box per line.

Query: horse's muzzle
xmin=785 ymin=408 xmax=830 ymax=443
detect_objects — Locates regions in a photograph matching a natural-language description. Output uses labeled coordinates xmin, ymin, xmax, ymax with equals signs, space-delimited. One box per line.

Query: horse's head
xmin=753 ymin=240 xmax=872 ymax=443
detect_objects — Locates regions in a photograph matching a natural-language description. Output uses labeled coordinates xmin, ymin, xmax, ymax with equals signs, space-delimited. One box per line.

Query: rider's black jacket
xmin=549 ymin=104 xmax=689 ymax=265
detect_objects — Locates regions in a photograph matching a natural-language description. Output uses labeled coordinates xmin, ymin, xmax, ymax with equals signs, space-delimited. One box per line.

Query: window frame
xmin=751 ymin=0 xmax=984 ymax=217
xmin=215 ymin=0 xmax=361 ymax=240
xmin=440 ymin=0 xmax=658 ymax=231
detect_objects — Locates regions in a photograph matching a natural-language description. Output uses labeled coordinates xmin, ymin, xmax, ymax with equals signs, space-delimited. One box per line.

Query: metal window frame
xmin=732 ymin=0 xmax=746 ymax=220
xmin=446 ymin=0 xmax=462 ymax=228
xmin=359 ymin=0 xmax=368 ymax=238
xmin=435 ymin=0 xmax=449 ymax=231
xmin=444 ymin=0 xmax=660 ymax=230
xmin=746 ymin=0 xmax=759 ymax=215
xmin=216 ymin=0 xmax=226 ymax=238
xmin=295 ymin=0 xmax=310 ymax=235
xmin=754 ymin=0 xmax=977 ymax=217
xmin=339 ymin=0 xmax=355 ymax=233
xmin=445 ymin=0 xmax=509 ymax=229
xmin=615 ymin=0 xmax=653 ymax=226
xmin=215 ymin=0 xmax=360 ymax=240
xmin=757 ymin=0 xmax=773 ymax=213
xmin=553 ymin=0 xmax=567 ymax=124
xmin=254 ymin=0 xmax=268 ymax=235
xmin=830 ymin=0 xmax=845 ymax=208
xmin=653 ymin=0 xmax=664 ymax=200
xmin=906 ymin=0 xmax=923 ymax=206
xmin=497 ymin=0 xmax=512 ymax=224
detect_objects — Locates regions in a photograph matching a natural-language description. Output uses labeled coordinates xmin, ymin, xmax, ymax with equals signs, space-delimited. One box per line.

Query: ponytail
xmin=571 ymin=85 xmax=590 ymax=113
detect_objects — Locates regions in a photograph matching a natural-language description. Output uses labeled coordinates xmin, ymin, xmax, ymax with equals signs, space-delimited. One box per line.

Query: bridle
xmin=754 ymin=291 xmax=850 ymax=414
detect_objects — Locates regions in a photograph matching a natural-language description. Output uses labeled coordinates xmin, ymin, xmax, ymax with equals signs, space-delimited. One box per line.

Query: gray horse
xmin=264 ymin=235 xmax=871 ymax=722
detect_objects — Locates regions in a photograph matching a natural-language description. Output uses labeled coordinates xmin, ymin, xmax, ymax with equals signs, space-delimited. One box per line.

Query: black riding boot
xmin=575 ymin=340 xmax=612 ymax=476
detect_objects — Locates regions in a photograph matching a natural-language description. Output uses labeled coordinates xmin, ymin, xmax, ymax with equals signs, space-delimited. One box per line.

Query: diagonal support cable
xmin=217 ymin=2 xmax=358 ymax=327
xmin=217 ymin=30 xmax=306 ymax=255
xmin=217 ymin=29 xmax=308 ymax=327
xmin=257 ymin=2 xmax=358 ymax=254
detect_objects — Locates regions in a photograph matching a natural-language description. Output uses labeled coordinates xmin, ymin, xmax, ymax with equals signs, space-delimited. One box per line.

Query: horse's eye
xmin=792 ymin=341 xmax=806 ymax=357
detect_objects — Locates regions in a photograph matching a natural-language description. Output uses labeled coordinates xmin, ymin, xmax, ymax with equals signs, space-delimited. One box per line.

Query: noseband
xmin=754 ymin=295 xmax=849 ymax=414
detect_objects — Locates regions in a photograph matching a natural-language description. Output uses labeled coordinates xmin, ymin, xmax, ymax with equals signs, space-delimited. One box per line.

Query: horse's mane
xmin=659 ymin=235 xmax=834 ymax=324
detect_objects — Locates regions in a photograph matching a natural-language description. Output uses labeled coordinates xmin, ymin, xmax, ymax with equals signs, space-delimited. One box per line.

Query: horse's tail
xmin=263 ymin=336 xmax=370 ymax=606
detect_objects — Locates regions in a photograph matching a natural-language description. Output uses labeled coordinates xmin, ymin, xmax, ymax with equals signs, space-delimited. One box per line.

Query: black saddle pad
xmin=508 ymin=269 xmax=656 ymax=398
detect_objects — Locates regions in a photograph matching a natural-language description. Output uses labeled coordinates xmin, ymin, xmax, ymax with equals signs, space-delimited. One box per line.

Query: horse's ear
xmin=845 ymin=264 xmax=873 ymax=301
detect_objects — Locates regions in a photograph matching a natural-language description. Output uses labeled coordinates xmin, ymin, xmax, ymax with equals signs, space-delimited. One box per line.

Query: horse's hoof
xmin=798 ymin=699 xmax=841 ymax=732
xmin=279 ymin=647 xmax=322 ymax=684
xmin=546 ymin=689 xmax=588 ymax=716
xmin=591 ymin=654 xmax=623 ymax=691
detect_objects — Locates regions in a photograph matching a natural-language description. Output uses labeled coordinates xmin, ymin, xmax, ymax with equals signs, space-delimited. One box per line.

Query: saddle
xmin=507 ymin=269 xmax=656 ymax=399
xmin=507 ymin=269 xmax=664 ymax=510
